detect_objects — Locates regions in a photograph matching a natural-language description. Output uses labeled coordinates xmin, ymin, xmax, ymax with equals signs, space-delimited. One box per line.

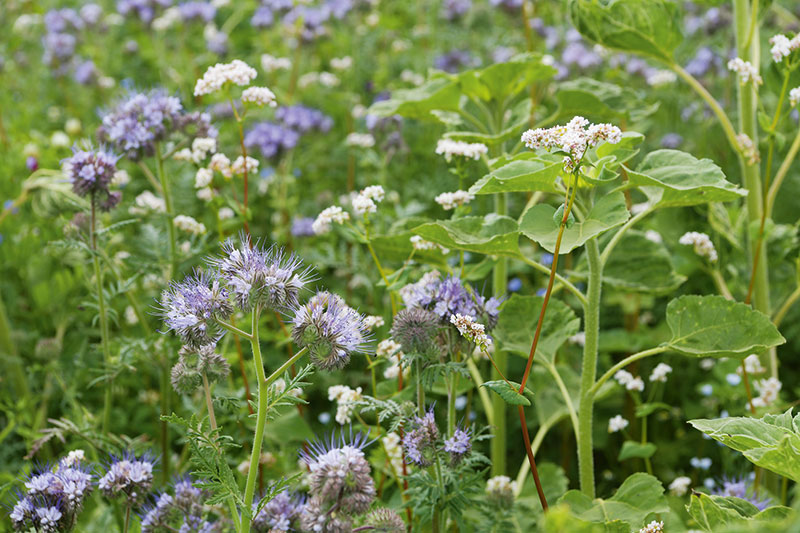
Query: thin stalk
xmin=123 ymin=506 xmax=131 ymax=533
xmin=217 ymin=319 xmax=254 ymax=341
xmin=160 ymin=360 xmax=171 ymax=483
xmin=240 ymin=309 xmax=265 ymax=533
xmin=364 ymin=223 xmax=398 ymax=316
xmin=513 ymin=412 xmax=561 ymax=496
xmin=519 ymin=256 xmax=587 ymax=307
xmin=543 ymin=361 xmax=579 ymax=438
xmin=773 ymin=285 xmax=800 ymax=327
xmin=517 ymin=405 xmax=548 ymax=510
xmin=0 ymin=291 xmax=31 ymax=405
xmin=491 ymin=192 xmax=508 ymax=476
xmin=577 ymin=238 xmax=603 ymax=498
xmin=710 ymin=268 xmax=734 ymax=301
xmin=466 ymin=358 xmax=494 ymax=426
xmin=600 ymin=205 xmax=654 ymax=266
xmin=766 ymin=126 xmax=800 ymax=217
xmin=202 ymin=372 xmax=218 ymax=430
xmin=447 ymin=352 xmax=460 ymax=437
xmin=227 ymin=96 xmax=252 ymax=238
xmin=91 ymin=198 xmax=113 ymax=433
xmin=155 ymin=143 xmax=178 ymax=279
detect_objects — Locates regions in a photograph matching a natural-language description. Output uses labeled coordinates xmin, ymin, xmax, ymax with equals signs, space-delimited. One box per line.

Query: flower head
xmin=242 ymin=86 xmax=277 ymax=107
xmin=679 ymin=231 xmax=718 ymax=262
xmin=728 ymin=58 xmax=763 ymax=85
xmin=160 ymin=270 xmax=234 ymax=347
xmin=171 ymin=343 xmax=230 ymax=394
xmin=98 ymin=453 xmax=155 ymax=505
xmin=312 ymin=205 xmax=350 ymax=235
xmin=790 ymin=87 xmax=800 ymax=108
xmin=194 ymin=59 xmax=258 ymax=96
xmin=252 ymin=490 xmax=304 ymax=532
xmin=365 ymin=508 xmax=405 ymax=533
xmin=713 ymin=476 xmax=770 ymax=510
xmin=292 ymin=291 xmax=371 ymax=370
xmin=435 ymin=139 xmax=488 ymax=161
xmin=390 ymin=307 xmax=440 ymax=356
xmin=435 ymin=190 xmax=474 ymax=210
xmin=450 ymin=314 xmax=492 ymax=351
xmin=521 ymin=116 xmax=622 ymax=173
xmin=64 ymin=147 xmax=121 ymax=210
xmin=403 ymin=408 xmax=440 ymax=467
xmin=443 ymin=426 xmax=472 ymax=465
xmin=608 ymin=415 xmax=629 ymax=433
xmin=486 ymin=475 xmax=516 ymax=509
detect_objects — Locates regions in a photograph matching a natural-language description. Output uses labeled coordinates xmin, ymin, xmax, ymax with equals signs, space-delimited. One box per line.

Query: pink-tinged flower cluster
xmin=521 ymin=116 xmax=622 ymax=173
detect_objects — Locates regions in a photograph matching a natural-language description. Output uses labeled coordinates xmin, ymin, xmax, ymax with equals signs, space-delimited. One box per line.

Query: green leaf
xmin=618 ymin=440 xmax=657 ymax=461
xmin=689 ymin=409 xmax=800 ymax=481
xmin=568 ymin=0 xmax=683 ymax=62
xmin=367 ymin=77 xmax=461 ymax=121
xmin=411 ymin=214 xmax=521 ymax=257
xmin=665 ymin=295 xmax=785 ymax=359
xmin=595 ymin=131 xmax=645 ymax=168
xmin=600 ymin=231 xmax=686 ymax=294
xmin=553 ymin=78 xmax=658 ymax=122
xmin=481 ymin=380 xmax=532 ymax=406
xmin=685 ymin=493 xmax=781 ymax=532
xmin=627 ymin=150 xmax=747 ymax=207
xmin=470 ymin=157 xmax=563 ymax=195
xmin=493 ymin=294 xmax=580 ymax=365
xmin=520 ymin=192 xmax=629 ymax=254
xmin=456 ymin=53 xmax=557 ymax=102
xmin=635 ymin=402 xmax=671 ymax=418
xmin=369 ymin=230 xmax=449 ymax=267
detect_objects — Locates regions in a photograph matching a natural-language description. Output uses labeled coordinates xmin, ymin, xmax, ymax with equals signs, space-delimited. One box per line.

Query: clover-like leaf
xmin=618 ymin=441 xmax=657 ymax=461
xmin=665 ymin=295 xmax=785 ymax=358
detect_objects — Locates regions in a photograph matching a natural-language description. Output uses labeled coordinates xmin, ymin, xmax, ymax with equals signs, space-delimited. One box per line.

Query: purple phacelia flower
xmin=178 ymin=1 xmax=216 ymax=22
xmin=64 ymin=147 xmax=122 ymax=210
xmin=160 ymin=271 xmax=234 ymax=348
xmin=403 ymin=408 xmax=440 ymax=467
xmin=117 ymin=0 xmax=173 ymax=24
xmin=290 ymin=217 xmax=316 ymax=238
xmin=252 ymin=490 xmax=305 ymax=532
xmin=98 ymin=453 xmax=156 ymax=506
xmin=244 ymin=122 xmax=300 ymax=159
xmin=275 ymin=105 xmax=333 ymax=134
xmin=443 ymin=427 xmax=471 ymax=465
xmin=434 ymin=49 xmax=478 ymax=73
xmin=441 ymin=0 xmax=471 ymax=21
xmin=712 ymin=476 xmax=771 ymax=511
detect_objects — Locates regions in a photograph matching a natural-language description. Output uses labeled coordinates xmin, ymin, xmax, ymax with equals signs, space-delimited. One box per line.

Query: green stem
xmin=600 ymin=205 xmax=654 ymax=265
xmin=519 ymin=256 xmax=587 ymax=307
xmin=543 ymin=362 xmax=579 ymax=438
xmin=577 ymin=238 xmax=602 ymax=498
xmin=466 ymin=358 xmax=494 ymax=426
xmin=240 ymin=309 xmax=265 ymax=533
xmin=491 ymin=192 xmax=508 ymax=476
xmin=773 ymin=285 xmax=800 ymax=327
xmin=160 ymin=361 xmax=171 ymax=484
xmin=0 ymin=291 xmax=30 ymax=406
xmin=202 ymin=371 xmax=218 ymax=430
xmin=155 ymin=143 xmax=179 ymax=279
xmin=766 ymin=127 xmax=800 ymax=217
xmin=91 ymin=198 xmax=113 ymax=433
xmin=123 ymin=506 xmax=131 ymax=533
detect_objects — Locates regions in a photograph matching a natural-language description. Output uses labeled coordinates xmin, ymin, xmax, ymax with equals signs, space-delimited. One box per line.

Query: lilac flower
xmin=98 ymin=453 xmax=156 ymax=505
xmin=64 ymin=147 xmax=122 ymax=210
xmin=685 ymin=47 xmax=720 ymax=77
xmin=140 ymin=477 xmax=221 ymax=533
xmin=660 ymin=133 xmax=684 ymax=149
xmin=275 ymin=105 xmax=333 ymax=133
xmin=44 ymin=9 xmax=85 ymax=33
xmin=244 ymin=122 xmax=300 ymax=159
xmin=561 ymin=42 xmax=602 ymax=69
xmin=434 ymin=49 xmax=479 ymax=73
xmin=291 ymin=217 xmax=316 ymax=238
xmin=400 ymin=274 xmax=502 ymax=331
xmin=211 ymin=236 xmax=314 ymax=312
xmin=26 ymin=156 xmax=38 ymax=172
xmin=443 ymin=427 xmax=472 ymax=464
xmin=140 ymin=493 xmax=174 ymax=532
xmin=490 ymin=0 xmax=523 ymax=11
xmin=441 ymin=0 xmax=471 ymax=21
xmin=292 ymin=291 xmax=371 ymax=370
xmin=403 ymin=408 xmax=440 ymax=467
xmin=300 ymin=431 xmax=375 ymax=514
xmin=252 ymin=490 xmax=304 ymax=532
xmin=117 ymin=0 xmax=173 ymax=24
xmin=178 ymin=1 xmax=216 ymax=22
xmin=712 ymin=476 xmax=771 ymax=511
xmin=160 ymin=271 xmax=234 ymax=348
xmin=73 ymin=59 xmax=97 ymax=85
xmin=80 ymin=4 xmax=104 ymax=26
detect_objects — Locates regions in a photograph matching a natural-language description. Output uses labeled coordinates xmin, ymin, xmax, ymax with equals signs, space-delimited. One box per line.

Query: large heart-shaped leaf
xmin=627 ymin=150 xmax=747 ymax=207
xmin=457 ymin=53 xmax=557 ymax=103
xmin=367 ymin=77 xmax=461 ymax=120
xmin=493 ymin=294 xmax=580 ymax=365
xmin=520 ymin=192 xmax=629 ymax=254
xmin=553 ymin=78 xmax=658 ymax=122
xmin=665 ymin=295 xmax=785 ymax=358
xmin=569 ymin=0 xmax=683 ymax=63
xmin=600 ymin=232 xmax=686 ymax=294
xmin=411 ymin=214 xmax=520 ymax=257
xmin=470 ymin=157 xmax=563 ymax=195
xmin=689 ymin=410 xmax=800 ymax=481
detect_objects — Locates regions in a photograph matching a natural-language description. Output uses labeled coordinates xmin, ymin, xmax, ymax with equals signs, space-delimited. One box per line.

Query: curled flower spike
xmin=211 ymin=235 xmax=314 ymax=313
xmin=486 ymin=475 xmax=516 ymax=510
xmin=292 ymin=291 xmax=371 ymax=370
xmin=521 ymin=116 xmax=622 ymax=173
xmin=64 ymin=146 xmax=121 ymax=210
xmin=160 ymin=270 xmax=234 ymax=348
xmin=403 ymin=408 xmax=440 ymax=467
xmin=365 ymin=508 xmax=405 ymax=533
xmin=171 ymin=343 xmax=230 ymax=394
xmin=98 ymin=452 xmax=156 ymax=506
xmin=443 ymin=426 xmax=472 ymax=465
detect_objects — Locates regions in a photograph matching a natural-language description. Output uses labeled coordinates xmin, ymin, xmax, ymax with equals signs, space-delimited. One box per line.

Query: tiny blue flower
xmin=507 ymin=277 xmax=522 ymax=292
xmin=725 ymin=373 xmax=741 ymax=386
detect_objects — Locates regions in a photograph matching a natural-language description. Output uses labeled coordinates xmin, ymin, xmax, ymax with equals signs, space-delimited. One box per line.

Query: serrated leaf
xmin=411 ymin=214 xmax=521 ymax=257
xmin=520 ymin=191 xmax=629 ymax=254
xmin=470 ymin=157 xmax=563 ymax=195
xmin=618 ymin=440 xmax=657 ymax=461
xmin=665 ymin=295 xmax=785 ymax=358
xmin=481 ymin=380 xmax=532 ymax=406
xmin=627 ymin=149 xmax=747 ymax=207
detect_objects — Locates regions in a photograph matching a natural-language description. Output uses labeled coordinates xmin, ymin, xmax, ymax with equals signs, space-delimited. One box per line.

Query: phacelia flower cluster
xmin=521 ymin=116 xmax=622 ymax=173
xmin=98 ymin=453 xmax=155 ymax=506
xmin=161 ymin=271 xmax=234 ymax=348
xmin=140 ymin=477 xmax=224 ymax=533
xmin=435 ymin=139 xmax=488 ymax=162
xmin=486 ymin=475 xmax=516 ymax=510
xmin=64 ymin=147 xmax=122 ymax=210
xmin=403 ymin=409 xmax=441 ymax=467
xmin=10 ymin=451 xmax=93 ymax=532
xmin=245 ymin=105 xmax=332 ymax=159
xmin=679 ymin=231 xmax=718 ymax=263
xmin=292 ymin=291 xmax=371 ymax=371
xmin=252 ymin=490 xmax=305 ymax=532
xmin=712 ymin=476 xmax=770 ymax=511
xmin=170 ymin=343 xmax=230 ymax=394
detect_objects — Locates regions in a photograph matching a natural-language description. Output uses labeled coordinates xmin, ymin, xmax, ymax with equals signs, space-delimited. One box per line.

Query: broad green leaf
xmin=618 ymin=440 xmax=657 ymax=461
xmin=600 ymin=231 xmax=686 ymax=294
xmin=558 ymin=473 xmax=669 ymax=529
xmin=520 ymin=192 xmax=629 ymax=254
xmin=456 ymin=53 xmax=557 ymax=102
xmin=481 ymin=380 xmax=531 ymax=406
xmin=542 ymin=504 xmax=630 ymax=533
xmin=493 ymin=294 xmax=580 ymax=365
xmin=665 ymin=295 xmax=785 ymax=358
xmin=569 ymin=0 xmax=683 ymax=63
xmin=594 ymin=131 xmax=645 ymax=169
xmin=411 ymin=214 xmax=521 ymax=257
xmin=470 ymin=157 xmax=563 ymax=195
xmin=367 ymin=77 xmax=461 ymax=120
xmin=518 ymin=462 xmax=570 ymax=510
xmin=553 ymin=78 xmax=658 ymax=122
xmin=627 ymin=150 xmax=747 ymax=207
xmin=635 ymin=402 xmax=671 ymax=418
xmin=684 ymin=494 xmax=792 ymax=532
xmin=369 ymin=231 xmax=449 ymax=267
xmin=689 ymin=410 xmax=800 ymax=481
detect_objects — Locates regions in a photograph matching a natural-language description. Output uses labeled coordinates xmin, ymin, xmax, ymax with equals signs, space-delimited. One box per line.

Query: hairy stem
xmin=202 ymin=372 xmax=218 ymax=430
xmin=491 ymin=192 xmax=508 ymax=476
xmin=240 ymin=309 xmax=264 ymax=533
xmin=91 ymin=198 xmax=113 ymax=433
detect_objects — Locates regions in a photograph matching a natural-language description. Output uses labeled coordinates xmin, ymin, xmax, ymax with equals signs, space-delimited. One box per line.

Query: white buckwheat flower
xmin=330 ymin=56 xmax=353 ymax=70
xmin=736 ymin=133 xmax=760 ymax=165
xmin=360 ymin=186 xmax=385 ymax=202
xmin=435 ymin=190 xmax=474 ymax=210
xmin=410 ymin=236 xmax=449 ymax=254
xmin=627 ymin=377 xmax=645 ymax=392
xmin=646 ymin=70 xmax=676 ymax=87
xmin=521 ymin=116 xmax=622 ymax=173
xmin=209 ymin=153 xmax=232 ymax=178
xmin=328 ymin=385 xmax=363 ymax=425
xmin=352 ymin=195 xmax=377 ymax=215
xmin=173 ymin=215 xmax=206 ymax=235
xmin=345 ymin=132 xmax=376 ymax=148
xmin=218 ymin=207 xmax=235 ymax=220
xmin=751 ymin=377 xmax=782 ymax=408
xmin=450 ymin=314 xmax=492 ymax=350
xmin=131 ymin=191 xmax=166 ymax=214
xmin=614 ymin=370 xmax=634 ymax=387
xmin=261 ymin=54 xmax=291 ymax=72
xmin=639 ymin=521 xmax=664 ymax=533
xmin=435 ymin=139 xmax=488 ymax=161
xmin=790 ymin=87 xmax=800 ymax=108
xmin=382 ymin=432 xmax=405 ymax=475
xmin=230 ymin=156 xmax=259 ymax=178
xmin=669 ymin=476 xmax=692 ymax=496
xmin=195 ymin=168 xmax=213 ymax=188
xmin=242 ymin=86 xmax=277 ymax=107
xmin=769 ymin=34 xmax=800 ymax=62
xmin=679 ymin=231 xmax=718 ymax=262
xmin=363 ymin=315 xmax=385 ymax=330
xmin=377 ymin=339 xmax=402 ymax=358
xmin=194 ymin=60 xmax=258 ymax=96
xmin=608 ymin=415 xmax=629 ymax=433
xmin=649 ymin=363 xmax=673 ymax=383
xmin=738 ymin=354 xmax=766 ymax=376
xmin=312 ymin=206 xmax=350 ymax=234
xmin=727 ymin=58 xmax=763 ymax=85
xmin=191 ymin=137 xmax=217 ymax=162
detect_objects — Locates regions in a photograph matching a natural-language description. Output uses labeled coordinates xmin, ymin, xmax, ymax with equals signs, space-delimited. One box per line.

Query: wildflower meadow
xmin=5 ymin=0 xmax=800 ymax=531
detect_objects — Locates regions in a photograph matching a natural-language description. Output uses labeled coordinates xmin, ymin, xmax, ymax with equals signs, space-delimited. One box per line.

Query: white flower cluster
xmin=646 ymin=70 xmax=677 ymax=87
xmin=639 ymin=521 xmax=664 ymax=533
xmin=410 ymin=235 xmax=449 ymax=254
xmin=435 ymin=139 xmax=488 ymax=162
xmin=736 ymin=133 xmax=760 ymax=165
xmin=382 ymin=432 xmax=405 ymax=475
xmin=738 ymin=354 xmax=766 ymax=376
xmin=327 ymin=385 xmax=363 ymax=425
xmin=669 ymin=476 xmax=692 ymax=496
xmin=60 ymin=449 xmax=85 ymax=468
xmin=521 ymin=116 xmax=622 ymax=173
xmin=486 ymin=475 xmax=517 ymax=497
xmin=608 ymin=414 xmax=629 ymax=433
xmin=769 ymin=33 xmax=800 ymax=62
xmin=727 ymin=58 xmax=763 ymax=86
xmin=450 ymin=313 xmax=492 ymax=350
xmin=649 ymin=363 xmax=673 ymax=383
xmin=401 ymin=69 xmax=425 ymax=86
xmin=790 ymin=87 xmax=800 ymax=108
xmin=230 ymin=155 xmax=259 ymax=176
xmin=261 ymin=54 xmax=291 ymax=72
xmin=194 ymin=59 xmax=258 ymax=96
xmin=312 ymin=206 xmax=350 ymax=234
xmin=615 ymin=370 xmax=644 ymax=392
xmin=352 ymin=185 xmax=385 ymax=216
xmin=435 ymin=190 xmax=474 ymax=210
xmin=364 ymin=315 xmax=385 ymax=330
xmin=330 ymin=56 xmax=353 ymax=70
xmin=270 ymin=377 xmax=301 ymax=398
xmin=195 ymin=168 xmax=213 ymax=189
xmin=569 ymin=331 xmax=586 ymax=347
xmin=242 ymin=86 xmax=277 ymax=107
xmin=345 ymin=132 xmax=376 ymax=148
xmin=173 ymin=215 xmax=207 ymax=235
xmin=377 ymin=339 xmax=406 ymax=380
xmin=209 ymin=153 xmax=233 ymax=178
xmin=174 ymin=137 xmax=218 ymax=164
xmin=679 ymin=231 xmax=718 ymax=262
xmin=130 ymin=191 xmax=165 ymax=214
xmin=298 ymin=71 xmax=340 ymax=88
xmin=750 ymin=377 xmax=782 ymax=409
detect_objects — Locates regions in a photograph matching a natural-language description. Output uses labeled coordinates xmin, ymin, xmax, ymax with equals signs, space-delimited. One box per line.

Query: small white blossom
xmin=435 ymin=139 xmax=488 ymax=161
xmin=330 ymin=56 xmax=353 ymax=70
xmin=435 ymin=190 xmax=474 ymax=210
xmin=614 ymin=370 xmax=634 ymax=387
xmin=727 ymin=58 xmax=763 ymax=85
xmin=230 ymin=156 xmax=259 ymax=176
xmin=352 ymin=194 xmax=377 ymax=215
xmin=486 ymin=475 xmax=517 ymax=496
xmin=112 ymin=169 xmax=130 ymax=187
xmin=377 ymin=339 xmax=402 ymax=358
xmin=627 ymin=377 xmax=645 ymax=392
xmin=327 ymin=385 xmax=362 ymax=425
xmin=196 ymin=187 xmax=214 ymax=201
xmin=261 ymin=54 xmax=291 ymax=72
xmin=521 ymin=116 xmax=622 ymax=173
xmin=568 ymin=332 xmax=586 ymax=346
xmin=209 ymin=153 xmax=232 ymax=177
xmin=173 ymin=215 xmax=206 ymax=235
xmin=646 ymin=70 xmax=677 ymax=87
xmin=131 ymin=191 xmax=166 ymax=213
xmin=400 ymin=69 xmax=425 ymax=85
xmin=242 ymin=86 xmax=277 ymax=107
xmin=51 ymin=131 xmax=70 ymax=148
xmin=790 ymin=87 xmax=800 ymax=108
xmin=195 ymin=168 xmax=213 ymax=188
xmin=410 ymin=235 xmax=449 ymax=254
xmin=60 ymin=449 xmax=85 ymax=468
xmin=669 ymin=476 xmax=692 ymax=496
xmin=345 ymin=132 xmax=376 ymax=148
xmin=364 ymin=315 xmax=385 ymax=330
xmin=751 ymin=377 xmax=782 ymax=408
xmin=649 ymin=363 xmax=673 ymax=383
xmin=450 ymin=313 xmax=492 ymax=350
xmin=194 ymin=59 xmax=258 ymax=96
xmin=645 ymin=230 xmax=663 ymax=243
xmin=679 ymin=231 xmax=718 ymax=262
xmin=312 ymin=206 xmax=350 ymax=234
xmin=736 ymin=133 xmax=760 ymax=165
xmin=639 ymin=521 xmax=664 ymax=533
xmin=769 ymin=33 xmax=800 ymax=62
xmin=382 ymin=432 xmax=405 ymax=475
xmin=218 ymin=207 xmax=235 ymax=220
xmin=738 ymin=354 xmax=766 ymax=376
xmin=608 ymin=415 xmax=629 ymax=433
xmin=361 ymin=185 xmax=385 ymax=202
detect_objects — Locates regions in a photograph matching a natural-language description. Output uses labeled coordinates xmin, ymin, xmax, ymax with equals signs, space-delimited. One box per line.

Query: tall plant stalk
xmin=491 ymin=192 xmax=508 ymax=476
xmin=90 ymin=196 xmax=113 ymax=433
